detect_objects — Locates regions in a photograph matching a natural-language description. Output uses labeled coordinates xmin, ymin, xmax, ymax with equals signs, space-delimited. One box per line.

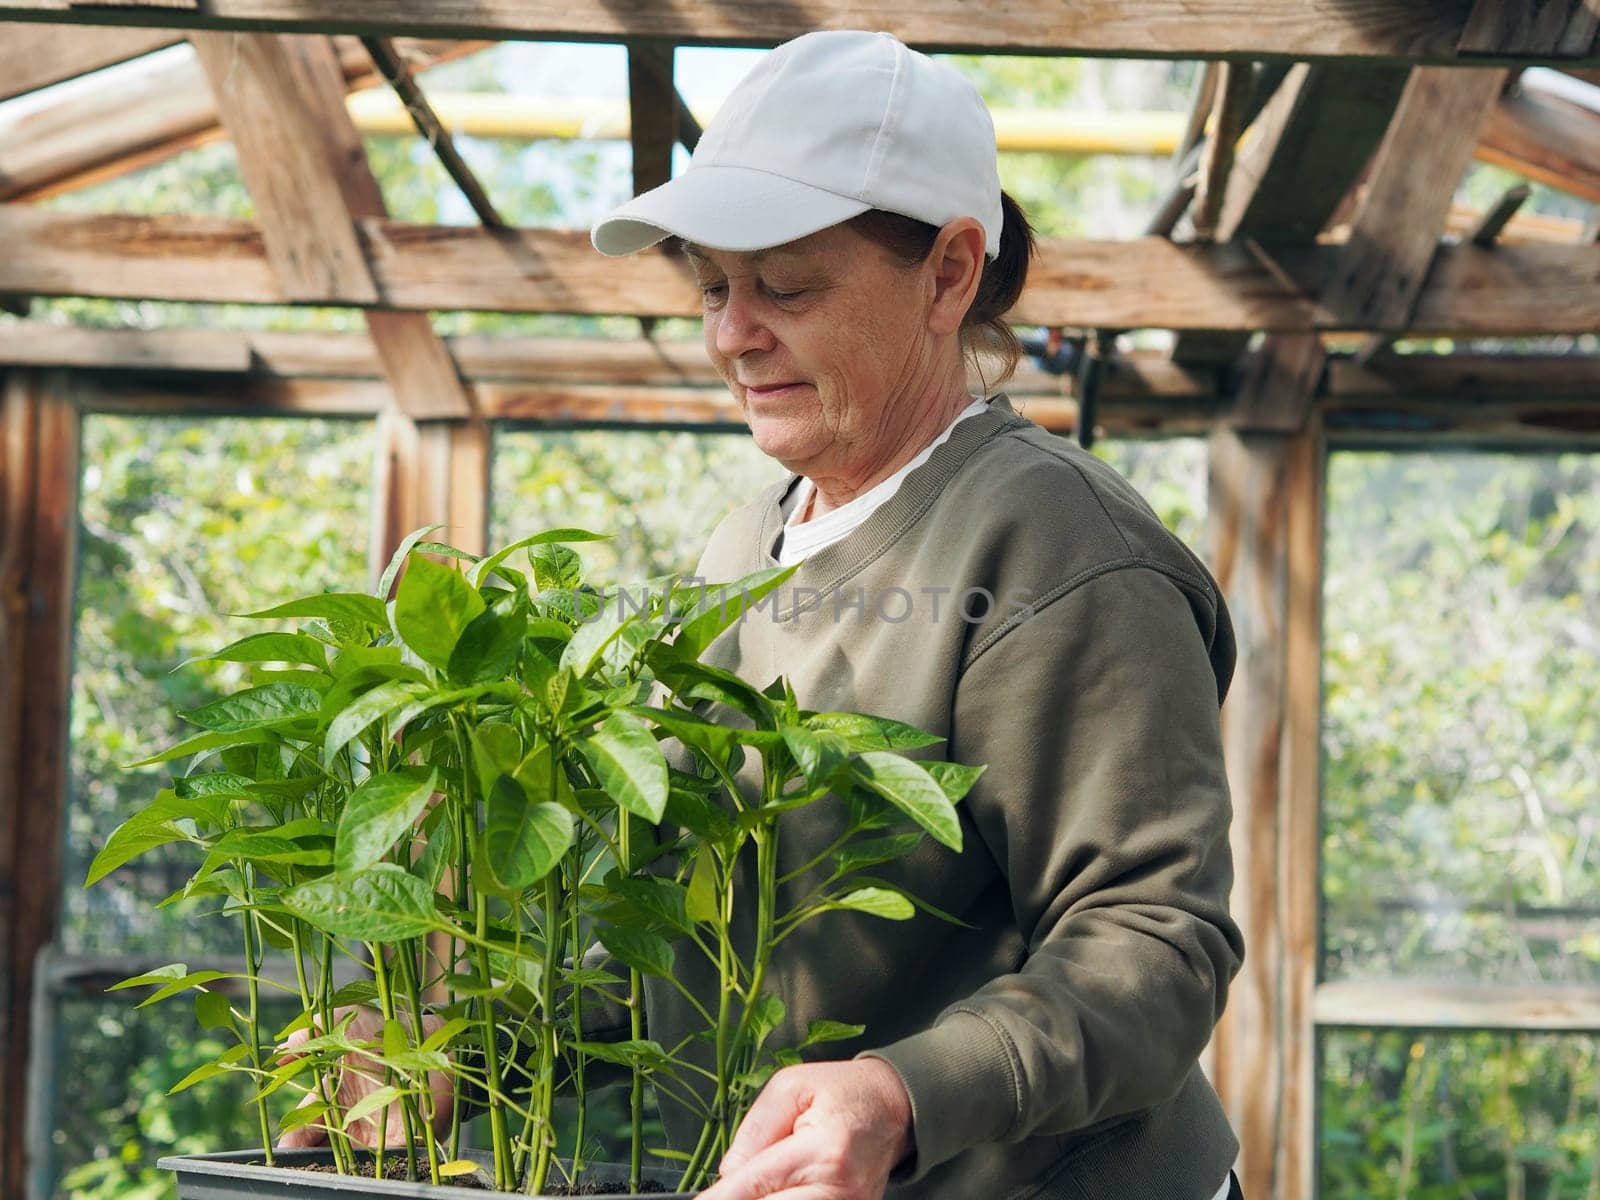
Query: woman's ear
xmin=926 ymin=217 xmax=987 ymax=337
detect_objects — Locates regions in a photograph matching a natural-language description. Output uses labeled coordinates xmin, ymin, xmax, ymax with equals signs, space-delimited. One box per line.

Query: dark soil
xmin=293 ymin=1161 xmax=490 ymax=1189
xmin=285 ymin=1161 xmax=671 ymax=1193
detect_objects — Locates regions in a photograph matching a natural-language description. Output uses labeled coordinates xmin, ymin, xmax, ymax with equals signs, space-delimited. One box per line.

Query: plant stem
xmin=475 ymin=890 xmax=515 ymax=1189
xmin=397 ymin=945 xmax=443 ymax=1185
xmin=291 ymin=921 xmax=354 ymax=1173
xmin=240 ymin=864 xmax=275 ymax=1166
xmin=618 ymin=811 xmax=644 ymax=1192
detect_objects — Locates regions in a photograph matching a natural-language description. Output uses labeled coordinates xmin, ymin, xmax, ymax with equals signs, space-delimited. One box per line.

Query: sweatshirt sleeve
xmin=863 ymin=564 xmax=1244 ymax=1179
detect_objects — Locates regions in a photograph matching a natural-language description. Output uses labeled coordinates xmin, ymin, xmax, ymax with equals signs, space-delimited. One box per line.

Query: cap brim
xmin=590 ymin=165 xmax=871 ymax=257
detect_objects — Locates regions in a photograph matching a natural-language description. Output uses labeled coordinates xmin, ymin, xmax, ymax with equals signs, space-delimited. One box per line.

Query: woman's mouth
xmin=743 ymin=381 xmax=807 ymax=400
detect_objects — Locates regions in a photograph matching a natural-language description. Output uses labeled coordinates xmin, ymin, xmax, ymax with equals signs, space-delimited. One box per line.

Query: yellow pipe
xmin=345 ymin=90 xmax=1190 ymax=156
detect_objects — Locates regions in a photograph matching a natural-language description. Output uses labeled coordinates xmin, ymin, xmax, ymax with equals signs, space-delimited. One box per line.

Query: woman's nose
xmin=714 ymin=289 xmax=776 ymax=358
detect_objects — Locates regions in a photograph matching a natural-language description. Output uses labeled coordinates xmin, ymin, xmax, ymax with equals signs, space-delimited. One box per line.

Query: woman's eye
xmin=699 ymin=283 xmax=727 ymax=304
xmin=766 ymin=286 xmax=807 ymax=302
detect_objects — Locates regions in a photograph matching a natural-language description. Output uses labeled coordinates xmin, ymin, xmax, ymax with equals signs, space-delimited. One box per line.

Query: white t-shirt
xmin=775 ymin=397 xmax=990 ymax=566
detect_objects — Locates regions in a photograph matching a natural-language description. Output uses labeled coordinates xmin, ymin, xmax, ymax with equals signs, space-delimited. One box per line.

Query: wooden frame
xmin=0 ymin=1 xmax=1597 ymax=64
xmin=6 ymin=208 xmax=1600 ymax=335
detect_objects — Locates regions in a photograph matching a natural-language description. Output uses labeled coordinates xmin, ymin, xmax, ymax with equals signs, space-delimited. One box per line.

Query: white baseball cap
xmin=590 ymin=31 xmax=1003 ymax=259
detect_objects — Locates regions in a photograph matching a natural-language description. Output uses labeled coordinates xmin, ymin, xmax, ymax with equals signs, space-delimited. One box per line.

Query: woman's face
xmin=683 ymin=222 xmax=956 ymax=482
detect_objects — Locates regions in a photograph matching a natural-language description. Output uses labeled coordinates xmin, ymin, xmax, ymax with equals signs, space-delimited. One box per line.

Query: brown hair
xmin=847 ymin=191 xmax=1036 ymax=390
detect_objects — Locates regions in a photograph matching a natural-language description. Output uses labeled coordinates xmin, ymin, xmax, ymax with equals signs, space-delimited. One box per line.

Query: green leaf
xmin=235 ymin=593 xmax=388 ymax=628
xmin=604 ymin=875 xmax=692 ymax=935
xmin=850 ymin=753 xmax=963 ymax=850
xmin=343 ymin=1085 xmax=406 ymax=1129
xmin=833 ymin=832 xmax=924 ymax=876
xmin=282 ymin=863 xmax=440 ymax=941
xmin=746 ymin=992 xmax=786 ymax=1046
xmin=393 ymin=553 xmax=485 ymax=671
xmin=448 ymin=592 xmax=527 ymax=685
xmin=411 ymin=805 xmax=456 ymax=891
xmin=471 ymin=528 xmax=606 ymax=589
xmin=782 ymin=726 xmax=846 ymax=789
xmin=322 ymin=680 xmax=427 ymax=766
xmin=826 ymin=886 xmax=915 ymax=920
xmin=578 ymin=712 xmax=669 ymax=823
xmin=596 ymin=925 xmax=675 ymax=978
xmin=378 ymin=524 xmax=447 ymax=601
xmin=180 ymin=683 xmax=323 ymax=733
xmin=686 ymin=846 xmax=719 ymax=924
xmin=181 ymin=631 xmax=330 ymax=670
xmin=123 ymin=727 xmax=271 ymax=768
xmin=807 ymin=712 xmax=943 ymax=752
xmin=85 ymin=814 xmax=189 ymax=886
xmin=471 ymin=723 xmax=522 ymax=794
xmin=666 ymin=565 xmax=798 ymax=662
xmin=168 ymin=1044 xmax=250 ymax=1095
xmin=922 ymin=759 xmax=987 ymax=806
xmin=478 ymin=774 xmax=574 ymax=893
xmin=107 ymin=963 xmax=187 ymax=991
xmin=276 ymin=1099 xmax=332 ymax=1133
xmin=800 ymin=1019 xmax=865 ymax=1048
xmin=134 ymin=969 xmax=232 ymax=1008
xmin=628 ymin=705 xmax=738 ymax=762
xmin=655 ymin=661 xmax=773 ymax=728
xmin=335 ymin=768 xmax=438 ymax=875
xmin=194 ymin=989 xmax=233 ymax=1030
xmin=437 ymin=1161 xmax=481 ymax=1179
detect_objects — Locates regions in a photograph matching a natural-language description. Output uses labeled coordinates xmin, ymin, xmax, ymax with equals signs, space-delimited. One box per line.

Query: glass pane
xmin=490 ymin=427 xmax=786 ymax=581
xmin=1322 ymin=452 xmax=1600 ymax=984
xmin=1320 ymin=1029 xmax=1600 ymax=1200
xmin=63 ymin=415 xmax=374 ymax=959
xmin=48 ymin=992 xmax=300 ymax=1199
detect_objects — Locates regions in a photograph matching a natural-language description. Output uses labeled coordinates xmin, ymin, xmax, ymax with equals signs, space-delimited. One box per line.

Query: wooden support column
xmin=1205 ymin=418 xmax=1323 ymax=1200
xmin=192 ymin=31 xmax=473 ymax=420
xmin=0 ymin=370 xmax=80 ymax=1200
xmin=371 ymin=412 xmax=489 ymax=584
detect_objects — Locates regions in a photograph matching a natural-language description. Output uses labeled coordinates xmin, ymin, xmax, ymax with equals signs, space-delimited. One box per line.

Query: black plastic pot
xmin=158 ymin=1149 xmax=696 ymax=1199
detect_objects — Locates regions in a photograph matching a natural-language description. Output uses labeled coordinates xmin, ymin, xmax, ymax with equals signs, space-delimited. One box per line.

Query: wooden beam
xmin=1318 ymin=67 xmax=1509 ymax=331
xmin=0 ymin=2 xmax=1598 ymax=64
xmin=1206 ymin=416 xmax=1323 ymax=1200
xmin=1230 ymin=334 xmax=1326 ymax=432
xmin=0 ymin=370 xmax=79 ymax=1200
xmin=1459 ymin=0 xmax=1600 ymax=58
xmin=0 ymin=22 xmax=178 ymax=101
xmin=360 ymin=36 xmax=504 ymax=227
xmin=192 ymin=32 xmax=473 ymax=419
xmin=11 ymin=207 xmax=1599 ymax=335
xmin=1190 ymin=61 xmax=1253 ymax=242
xmin=0 ymin=37 xmax=486 ymax=203
xmin=1315 ymin=981 xmax=1600 ymax=1031
xmin=1479 ymin=77 xmax=1600 ymax=202
xmin=627 ymin=41 xmax=678 ymax=197
xmin=1171 ymin=62 xmax=1409 ymax=365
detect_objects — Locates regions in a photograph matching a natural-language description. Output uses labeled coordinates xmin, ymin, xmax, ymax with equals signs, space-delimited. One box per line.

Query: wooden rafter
xmin=1458 ymin=0 xmax=1600 ymax=58
xmin=0 ymin=2 xmax=1597 ymax=64
xmin=1479 ymin=74 xmax=1600 ymax=203
xmin=1171 ymin=62 xmax=1409 ymax=366
xmin=1318 ymin=68 xmax=1510 ymax=333
xmin=627 ymin=41 xmax=678 ymax=197
xmin=0 ymin=37 xmax=488 ymax=203
xmin=191 ymin=32 xmax=473 ymax=420
xmin=0 ymin=22 xmax=179 ymax=101
xmin=6 ymin=206 xmax=1598 ymax=334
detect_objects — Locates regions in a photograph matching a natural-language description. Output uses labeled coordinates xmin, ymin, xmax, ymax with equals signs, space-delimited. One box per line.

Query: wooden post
xmin=0 ymin=370 xmax=80 ymax=1200
xmin=1205 ymin=418 xmax=1324 ymax=1200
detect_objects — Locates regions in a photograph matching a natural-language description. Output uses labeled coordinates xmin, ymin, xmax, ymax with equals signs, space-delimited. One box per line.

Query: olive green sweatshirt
xmin=633 ymin=394 xmax=1245 ymax=1198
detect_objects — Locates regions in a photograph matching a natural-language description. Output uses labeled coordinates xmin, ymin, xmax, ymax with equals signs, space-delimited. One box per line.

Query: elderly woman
xmin=587 ymin=29 xmax=1246 ymax=1200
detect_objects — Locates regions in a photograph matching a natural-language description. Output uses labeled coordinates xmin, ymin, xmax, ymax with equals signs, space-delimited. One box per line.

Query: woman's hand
xmin=697 ymin=1059 xmax=914 ymax=1200
xmin=275 ymin=1005 xmax=453 ymax=1149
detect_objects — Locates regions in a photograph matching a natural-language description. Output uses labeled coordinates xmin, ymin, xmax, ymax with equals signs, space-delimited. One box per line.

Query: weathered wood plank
xmin=1172 ymin=62 xmax=1409 ymax=365
xmin=1459 ymin=0 xmax=1600 ymax=58
xmin=1479 ymin=77 xmax=1600 ymax=202
xmin=192 ymin=32 xmax=472 ymax=419
xmin=1205 ymin=416 xmax=1324 ymax=1200
xmin=0 ymin=22 xmax=178 ymax=101
xmin=190 ymin=32 xmax=380 ymax=301
xmin=627 ymin=41 xmax=677 ymax=197
xmin=0 ymin=370 xmax=79 ymax=1200
xmin=1230 ymin=334 xmax=1326 ymax=432
xmin=0 ymin=37 xmax=485 ymax=203
xmin=9 ymin=207 xmax=1599 ymax=334
xmin=1318 ymin=67 xmax=1508 ymax=331
xmin=0 ymin=1 xmax=1596 ymax=65
xmin=1316 ymin=981 xmax=1600 ymax=1030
